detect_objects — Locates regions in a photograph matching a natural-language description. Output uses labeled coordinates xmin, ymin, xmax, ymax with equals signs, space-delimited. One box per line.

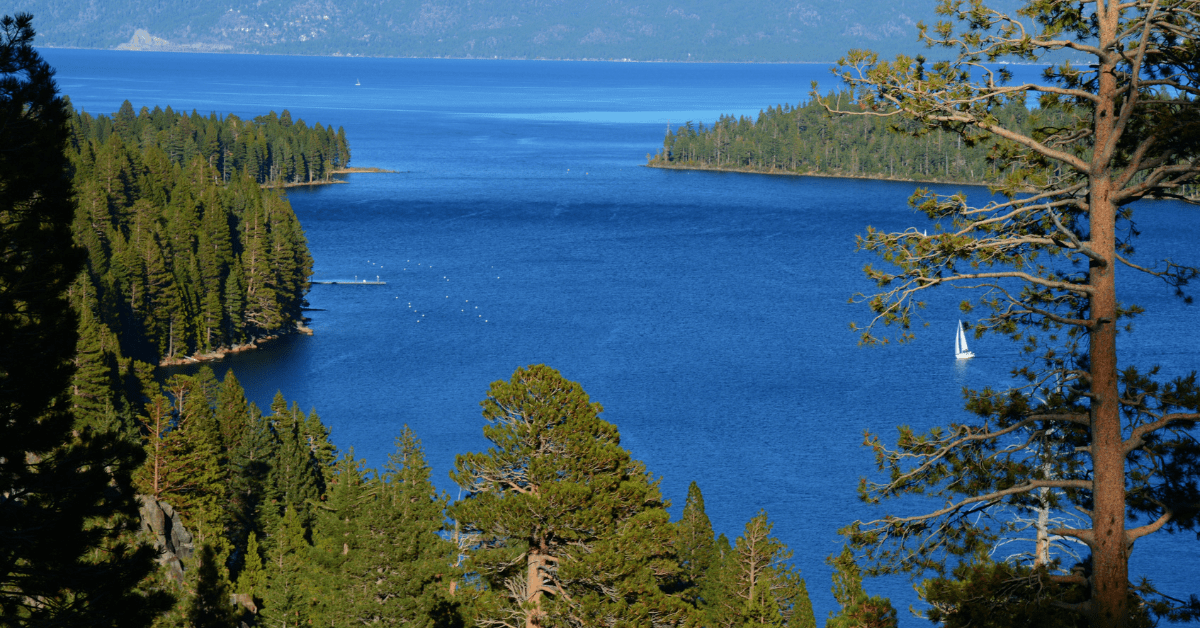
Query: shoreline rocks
xmin=157 ymin=322 xmax=312 ymax=367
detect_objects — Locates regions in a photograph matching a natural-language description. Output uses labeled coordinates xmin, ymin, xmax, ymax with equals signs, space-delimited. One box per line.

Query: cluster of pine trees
xmin=648 ymin=94 xmax=1071 ymax=184
xmin=132 ymin=364 xmax=899 ymax=628
xmin=76 ymin=100 xmax=351 ymax=186
xmin=67 ymin=104 xmax=317 ymax=372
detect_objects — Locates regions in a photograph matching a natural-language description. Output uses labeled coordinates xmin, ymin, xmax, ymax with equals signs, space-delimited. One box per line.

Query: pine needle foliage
xmin=67 ymin=104 xmax=318 ymax=363
xmin=451 ymin=364 xmax=690 ymax=628
xmin=826 ymin=548 xmax=897 ymax=628
xmin=818 ymin=0 xmax=1200 ymax=625
xmin=674 ymin=482 xmax=719 ymax=609
xmin=706 ymin=512 xmax=816 ymax=628
xmin=1 ymin=13 xmax=170 ymax=624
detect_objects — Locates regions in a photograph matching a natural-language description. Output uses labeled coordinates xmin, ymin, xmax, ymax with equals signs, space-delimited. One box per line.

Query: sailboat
xmin=955 ymin=321 xmax=975 ymax=359
xmin=355 ymin=78 xmax=361 ymax=86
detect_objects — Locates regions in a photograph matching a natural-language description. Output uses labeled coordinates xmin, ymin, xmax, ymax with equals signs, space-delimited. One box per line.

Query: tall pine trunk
xmin=526 ymin=549 xmax=543 ymax=628
xmin=1089 ymin=11 xmax=1126 ymax=620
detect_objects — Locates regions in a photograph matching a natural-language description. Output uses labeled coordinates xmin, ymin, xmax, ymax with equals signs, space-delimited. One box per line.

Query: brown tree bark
xmin=526 ymin=549 xmax=544 ymax=628
xmin=1088 ymin=6 xmax=1129 ymax=624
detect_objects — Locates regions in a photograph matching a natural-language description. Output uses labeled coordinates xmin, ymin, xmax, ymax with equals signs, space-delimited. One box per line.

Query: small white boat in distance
xmin=955 ymin=321 xmax=975 ymax=359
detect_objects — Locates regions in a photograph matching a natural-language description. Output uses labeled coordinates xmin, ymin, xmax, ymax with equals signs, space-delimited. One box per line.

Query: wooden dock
xmin=311 ymin=280 xmax=387 ymax=285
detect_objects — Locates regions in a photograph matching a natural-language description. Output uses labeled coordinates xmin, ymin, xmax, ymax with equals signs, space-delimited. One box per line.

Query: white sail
xmin=955 ymin=321 xmax=975 ymax=359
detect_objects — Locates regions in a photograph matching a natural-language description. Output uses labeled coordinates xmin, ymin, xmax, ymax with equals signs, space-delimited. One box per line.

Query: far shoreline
xmin=645 ymin=160 xmax=992 ymax=189
xmin=40 ymin=46 xmax=1063 ymax=67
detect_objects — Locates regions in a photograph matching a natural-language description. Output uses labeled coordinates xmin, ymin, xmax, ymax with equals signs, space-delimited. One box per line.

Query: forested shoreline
xmin=9 ymin=0 xmax=1200 ymax=625
xmin=647 ymin=94 xmax=1057 ymax=184
xmin=649 ymin=95 xmax=1200 ymax=204
xmin=66 ymin=103 xmax=330 ymax=375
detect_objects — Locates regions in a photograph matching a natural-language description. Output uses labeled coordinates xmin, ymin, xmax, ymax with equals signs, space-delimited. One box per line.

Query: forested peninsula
xmin=67 ymin=102 xmax=352 ymax=372
xmin=648 ymin=94 xmax=1060 ymax=185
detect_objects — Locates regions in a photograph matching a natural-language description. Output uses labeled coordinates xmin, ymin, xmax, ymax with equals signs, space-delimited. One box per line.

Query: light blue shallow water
xmin=42 ymin=49 xmax=1199 ymax=623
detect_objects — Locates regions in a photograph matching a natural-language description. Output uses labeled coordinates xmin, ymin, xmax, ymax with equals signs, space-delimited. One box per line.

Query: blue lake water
xmin=41 ymin=49 xmax=1199 ymax=624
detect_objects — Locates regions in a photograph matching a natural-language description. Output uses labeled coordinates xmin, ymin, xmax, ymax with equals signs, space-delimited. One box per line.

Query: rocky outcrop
xmin=137 ymin=495 xmax=194 ymax=583
xmin=115 ymin=28 xmax=231 ymax=52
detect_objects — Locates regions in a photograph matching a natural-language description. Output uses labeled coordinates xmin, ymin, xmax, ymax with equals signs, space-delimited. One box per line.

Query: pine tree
xmin=186 ymin=544 xmax=240 ymax=628
xmin=163 ymin=371 xmax=226 ymax=549
xmin=335 ymin=126 xmax=350 ymax=168
xmin=235 ymin=531 xmax=266 ymax=604
xmin=350 ymin=427 xmax=459 ymax=625
xmin=0 ymin=14 xmax=168 ymax=624
xmin=451 ymin=365 xmax=689 ymax=628
xmin=675 ymin=481 xmax=718 ymax=608
xmin=239 ymin=198 xmax=281 ymax=333
xmin=266 ymin=397 xmax=322 ymax=525
xmin=214 ymin=371 xmax=249 ymax=453
xmin=133 ymin=391 xmax=220 ymax=523
xmin=259 ymin=505 xmax=311 ymax=628
xmin=228 ymin=404 xmax=275 ymax=571
xmin=826 ymin=548 xmax=896 ymax=628
xmin=707 ymin=512 xmax=815 ymax=628
xmin=306 ymin=456 xmax=369 ymax=627
xmin=827 ymin=1 xmax=1200 ymax=624
xmin=70 ymin=277 xmax=126 ymax=433
xmin=920 ymin=553 xmax=1100 ymax=628
xmin=301 ymin=407 xmax=336 ymax=484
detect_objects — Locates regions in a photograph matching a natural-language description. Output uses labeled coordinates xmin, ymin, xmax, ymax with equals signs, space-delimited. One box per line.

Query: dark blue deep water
xmin=42 ymin=49 xmax=1198 ymax=623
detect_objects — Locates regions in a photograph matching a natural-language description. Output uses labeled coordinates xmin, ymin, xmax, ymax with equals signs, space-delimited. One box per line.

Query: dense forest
xmin=65 ymin=103 xmax=349 ymax=376
xmin=648 ymin=94 xmax=1072 ymax=184
xmin=73 ymin=100 xmax=351 ymax=186
xmin=116 ymin=365 xmax=844 ymax=628
xmin=649 ymin=94 xmax=1200 ymax=201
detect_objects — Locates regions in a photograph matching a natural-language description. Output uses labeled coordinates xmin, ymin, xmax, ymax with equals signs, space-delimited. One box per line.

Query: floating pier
xmin=311 ymin=280 xmax=387 ymax=285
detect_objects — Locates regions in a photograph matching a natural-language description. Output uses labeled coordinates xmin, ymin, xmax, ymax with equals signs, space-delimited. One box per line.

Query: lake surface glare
xmin=43 ymin=49 xmax=1199 ymax=624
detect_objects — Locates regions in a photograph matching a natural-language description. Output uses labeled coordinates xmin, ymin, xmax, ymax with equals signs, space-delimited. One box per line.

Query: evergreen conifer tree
xmin=826 ymin=548 xmax=897 ymax=628
xmin=69 ymin=278 xmax=126 ymax=433
xmin=186 ymin=544 xmax=240 ymax=628
xmin=351 ymin=427 xmax=459 ymax=625
xmin=674 ymin=481 xmax=718 ymax=608
xmin=920 ymin=554 xmax=1100 ymax=628
xmin=265 ymin=397 xmax=322 ymax=526
xmin=306 ymin=455 xmax=369 ymax=627
xmin=302 ymin=407 xmax=336 ymax=481
xmin=214 ymin=371 xmax=249 ymax=452
xmin=707 ymin=512 xmax=815 ymax=628
xmin=228 ymin=404 xmax=276 ymax=565
xmin=134 ymin=377 xmax=224 ymax=547
xmin=451 ymin=365 xmax=689 ymax=628
xmin=235 ymin=531 xmax=267 ymax=604
xmin=165 ymin=371 xmax=226 ymax=548
xmin=0 ymin=14 xmax=168 ymax=623
xmin=259 ymin=505 xmax=311 ymax=628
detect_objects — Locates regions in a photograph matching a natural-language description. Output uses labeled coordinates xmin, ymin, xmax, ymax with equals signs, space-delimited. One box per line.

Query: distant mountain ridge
xmin=13 ymin=0 xmax=1023 ymax=62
